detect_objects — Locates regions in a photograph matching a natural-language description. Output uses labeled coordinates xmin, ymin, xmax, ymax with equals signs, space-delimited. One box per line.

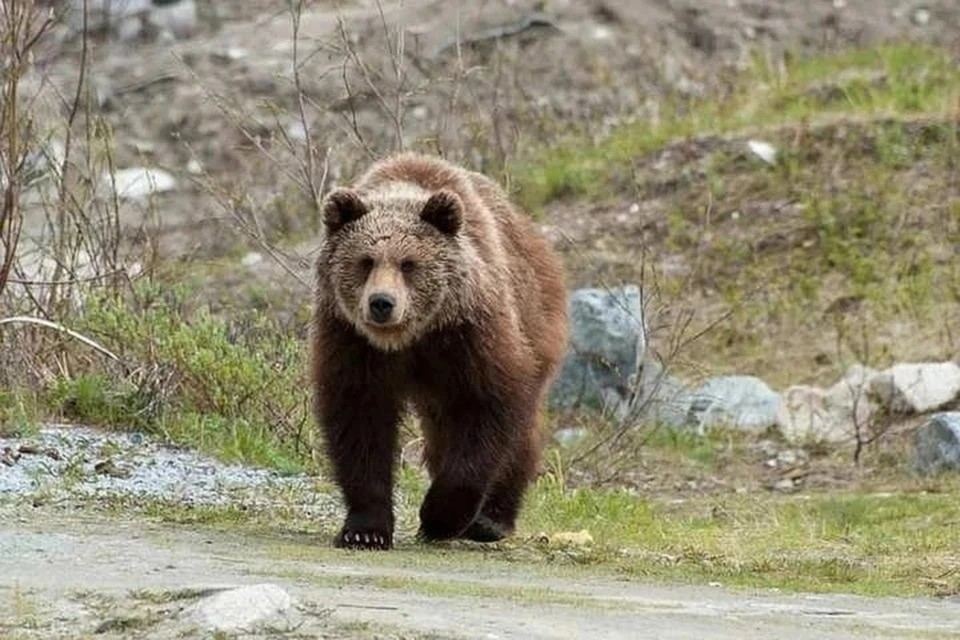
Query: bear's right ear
xmin=323 ymin=189 xmax=368 ymax=233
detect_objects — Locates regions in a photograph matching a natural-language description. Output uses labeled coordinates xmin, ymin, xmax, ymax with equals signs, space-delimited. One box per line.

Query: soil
xmin=21 ymin=0 xmax=960 ymax=253
xmin=3 ymin=507 xmax=959 ymax=639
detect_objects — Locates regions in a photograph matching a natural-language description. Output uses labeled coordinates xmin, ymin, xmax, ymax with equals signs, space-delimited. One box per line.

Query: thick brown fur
xmin=311 ymin=153 xmax=567 ymax=550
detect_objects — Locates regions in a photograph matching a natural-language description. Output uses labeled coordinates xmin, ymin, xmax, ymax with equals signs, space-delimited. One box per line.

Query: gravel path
xmin=0 ymin=425 xmax=322 ymax=508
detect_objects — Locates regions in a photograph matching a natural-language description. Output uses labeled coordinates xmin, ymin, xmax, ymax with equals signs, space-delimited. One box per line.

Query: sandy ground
xmin=2 ymin=508 xmax=958 ymax=639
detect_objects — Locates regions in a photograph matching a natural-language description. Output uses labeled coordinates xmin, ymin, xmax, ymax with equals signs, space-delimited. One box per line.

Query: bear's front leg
xmin=319 ymin=377 xmax=401 ymax=550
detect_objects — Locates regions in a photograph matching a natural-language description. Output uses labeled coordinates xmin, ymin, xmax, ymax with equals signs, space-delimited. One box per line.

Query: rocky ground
xmin=0 ymin=425 xmax=327 ymax=509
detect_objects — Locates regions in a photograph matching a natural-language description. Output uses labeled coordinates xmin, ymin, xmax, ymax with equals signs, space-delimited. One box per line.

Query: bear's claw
xmin=336 ymin=528 xmax=392 ymax=550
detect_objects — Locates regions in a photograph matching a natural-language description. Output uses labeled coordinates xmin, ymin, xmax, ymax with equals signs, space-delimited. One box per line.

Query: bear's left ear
xmin=323 ymin=188 xmax=368 ymax=233
xmin=420 ymin=190 xmax=462 ymax=236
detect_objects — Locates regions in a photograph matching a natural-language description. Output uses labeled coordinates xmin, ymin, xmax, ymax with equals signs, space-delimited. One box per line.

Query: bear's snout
xmin=368 ymin=293 xmax=397 ymax=324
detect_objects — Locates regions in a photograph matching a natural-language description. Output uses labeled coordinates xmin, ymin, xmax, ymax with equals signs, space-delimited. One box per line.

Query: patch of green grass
xmin=0 ymin=391 xmax=40 ymax=437
xmin=50 ymin=374 xmax=155 ymax=429
xmin=521 ymin=481 xmax=960 ymax=596
xmin=511 ymin=43 xmax=960 ymax=210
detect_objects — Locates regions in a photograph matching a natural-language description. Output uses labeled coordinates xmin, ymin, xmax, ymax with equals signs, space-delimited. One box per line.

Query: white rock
xmin=107 ymin=168 xmax=177 ymax=200
xmin=185 ymin=584 xmax=295 ymax=632
xmin=241 ymin=252 xmax=264 ymax=268
xmin=747 ymin=139 xmax=778 ymax=165
xmin=912 ymin=7 xmax=931 ymax=26
xmin=869 ymin=362 xmax=960 ymax=414
xmin=284 ymin=120 xmax=309 ymax=143
xmin=777 ymin=365 xmax=879 ymax=444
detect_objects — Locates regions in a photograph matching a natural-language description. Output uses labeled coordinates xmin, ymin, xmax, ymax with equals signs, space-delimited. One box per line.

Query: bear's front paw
xmin=335 ymin=527 xmax=392 ymax=550
xmin=335 ymin=510 xmax=393 ymax=550
xmin=418 ymin=483 xmax=484 ymax=541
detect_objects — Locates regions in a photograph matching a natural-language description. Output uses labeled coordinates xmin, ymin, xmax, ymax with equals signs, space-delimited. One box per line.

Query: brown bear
xmin=310 ymin=153 xmax=567 ymax=550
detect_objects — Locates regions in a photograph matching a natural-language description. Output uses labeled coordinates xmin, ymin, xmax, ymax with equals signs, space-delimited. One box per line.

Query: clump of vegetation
xmin=511 ymin=43 xmax=960 ymax=210
xmin=7 ymin=284 xmax=314 ymax=473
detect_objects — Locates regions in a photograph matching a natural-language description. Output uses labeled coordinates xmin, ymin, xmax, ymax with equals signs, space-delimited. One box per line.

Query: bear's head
xmin=318 ymin=186 xmax=464 ymax=351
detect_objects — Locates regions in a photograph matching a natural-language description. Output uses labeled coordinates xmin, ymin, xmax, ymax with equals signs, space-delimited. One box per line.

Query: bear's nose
xmin=368 ymin=293 xmax=396 ymax=324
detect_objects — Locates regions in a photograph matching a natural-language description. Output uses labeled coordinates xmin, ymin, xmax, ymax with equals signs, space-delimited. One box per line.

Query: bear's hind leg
xmin=461 ymin=432 xmax=538 ymax=542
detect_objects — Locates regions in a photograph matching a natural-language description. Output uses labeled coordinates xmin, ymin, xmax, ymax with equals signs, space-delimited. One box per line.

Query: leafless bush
xmin=1 ymin=0 xmax=144 ymax=389
xmin=0 ymin=0 xmax=55 ymax=298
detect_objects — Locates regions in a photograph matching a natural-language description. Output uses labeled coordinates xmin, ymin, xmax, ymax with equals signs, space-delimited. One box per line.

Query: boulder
xmin=184 ymin=584 xmax=297 ymax=633
xmin=914 ymin=413 xmax=960 ymax=475
xmin=630 ymin=359 xmax=693 ymax=428
xmin=550 ymin=286 xmax=645 ymax=413
xmin=686 ymin=375 xmax=779 ymax=433
xmin=869 ymin=362 xmax=960 ymax=414
xmin=776 ymin=365 xmax=878 ymax=444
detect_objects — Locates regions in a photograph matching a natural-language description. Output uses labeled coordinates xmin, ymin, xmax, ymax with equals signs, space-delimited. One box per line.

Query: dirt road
xmin=2 ymin=510 xmax=958 ymax=639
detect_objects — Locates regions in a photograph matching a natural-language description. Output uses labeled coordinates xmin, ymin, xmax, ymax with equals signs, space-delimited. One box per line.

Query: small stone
xmin=94 ymin=459 xmax=131 ymax=479
xmin=553 ymin=427 xmax=588 ymax=448
xmin=186 ymin=159 xmax=203 ymax=175
xmin=747 ymin=139 xmax=777 ymax=165
xmin=184 ymin=584 xmax=296 ymax=632
xmin=107 ymin=167 xmax=177 ymax=200
xmin=628 ymin=203 xmax=640 ymax=214
xmin=284 ymin=120 xmax=309 ymax=143
xmin=212 ymin=47 xmax=249 ymax=63
xmin=912 ymin=7 xmax=931 ymax=26
xmin=545 ymin=530 xmax=593 ymax=547
xmin=772 ymin=478 xmax=795 ymax=492
xmin=241 ymin=252 xmax=264 ymax=268
xmin=914 ymin=413 xmax=960 ymax=475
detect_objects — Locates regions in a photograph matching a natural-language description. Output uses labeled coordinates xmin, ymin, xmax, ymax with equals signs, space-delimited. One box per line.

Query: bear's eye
xmin=400 ymin=260 xmax=416 ymax=274
xmin=359 ymin=257 xmax=374 ymax=271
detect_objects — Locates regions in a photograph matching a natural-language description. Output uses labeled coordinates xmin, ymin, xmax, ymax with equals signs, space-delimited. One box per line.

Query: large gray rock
xmin=184 ymin=584 xmax=298 ymax=632
xmin=869 ymin=362 xmax=960 ymax=414
xmin=630 ymin=359 xmax=693 ymax=428
xmin=776 ymin=365 xmax=878 ymax=444
xmin=550 ymin=286 xmax=645 ymax=413
xmin=914 ymin=413 xmax=960 ymax=475
xmin=686 ymin=376 xmax=780 ymax=433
